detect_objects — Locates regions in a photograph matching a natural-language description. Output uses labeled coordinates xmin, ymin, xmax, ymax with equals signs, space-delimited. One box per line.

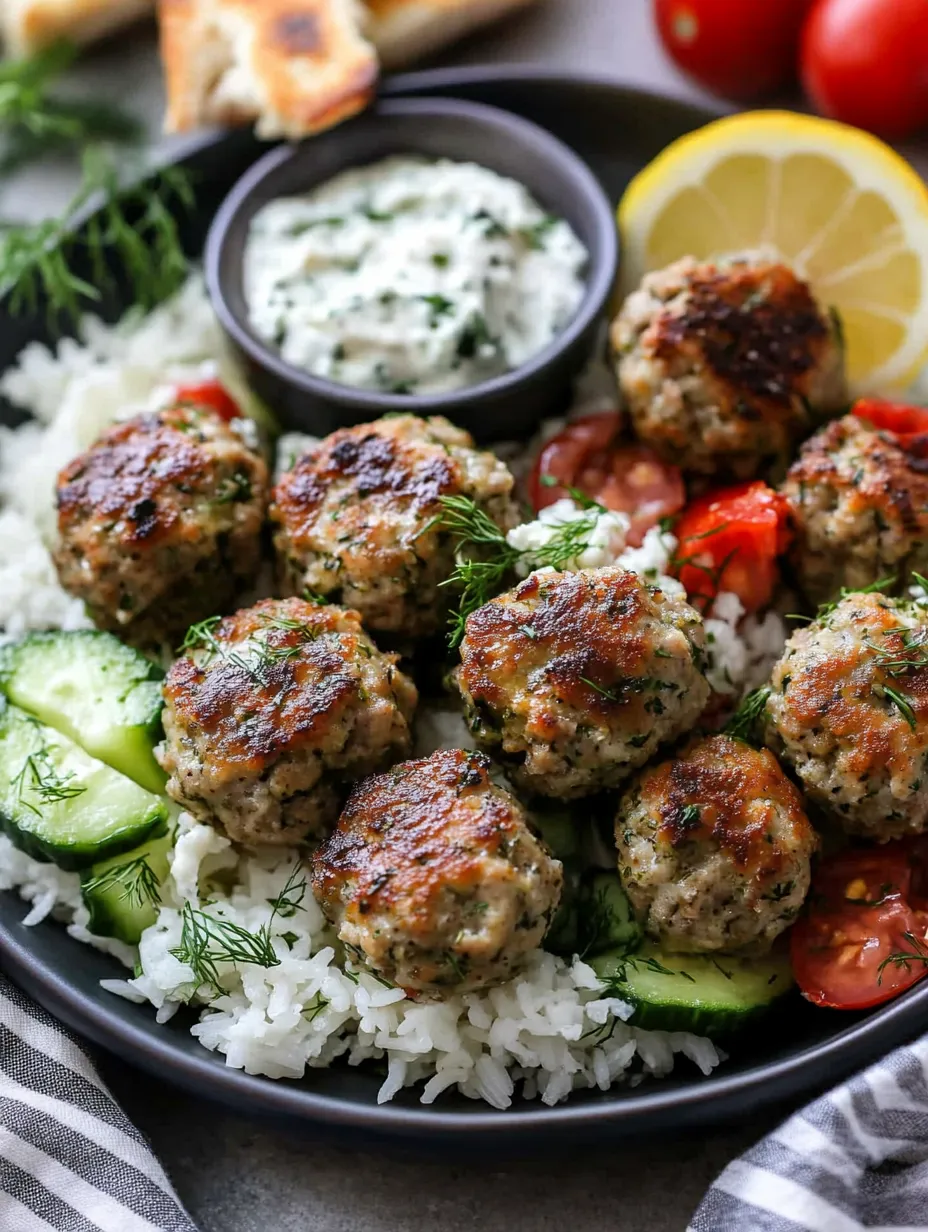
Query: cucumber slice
xmin=591 ymin=942 xmax=794 ymax=1038
xmin=546 ymin=873 xmax=643 ymax=960
xmin=580 ymin=873 xmax=643 ymax=957
xmin=0 ymin=699 xmax=168 ymax=871
xmin=81 ymin=829 xmax=173 ymax=944
xmin=0 ymin=630 xmax=165 ymax=793
xmin=530 ymin=807 xmax=581 ymax=862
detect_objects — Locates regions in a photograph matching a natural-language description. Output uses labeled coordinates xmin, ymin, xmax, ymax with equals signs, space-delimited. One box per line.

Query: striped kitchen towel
xmin=690 ymin=1037 xmax=928 ymax=1231
xmin=0 ymin=974 xmax=197 ymax=1232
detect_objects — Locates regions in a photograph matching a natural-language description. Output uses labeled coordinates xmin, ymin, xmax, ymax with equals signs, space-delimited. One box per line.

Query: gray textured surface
xmin=4 ymin=2 xmax=923 ymax=1228
xmin=98 ymin=1054 xmax=780 ymax=1232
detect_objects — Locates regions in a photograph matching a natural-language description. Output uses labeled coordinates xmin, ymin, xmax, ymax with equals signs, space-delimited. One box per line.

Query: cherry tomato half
xmin=671 ymin=481 xmax=792 ymax=613
xmin=174 ymin=379 xmax=241 ymax=422
xmin=529 ymin=413 xmax=685 ymax=547
xmin=800 ymin=0 xmax=928 ymax=139
xmin=654 ymin=0 xmax=813 ymax=100
xmin=790 ymin=842 xmax=928 ymax=1010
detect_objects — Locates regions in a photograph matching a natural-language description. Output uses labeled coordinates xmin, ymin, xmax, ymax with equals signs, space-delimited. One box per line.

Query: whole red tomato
xmin=801 ymin=0 xmax=928 ymax=138
xmin=654 ymin=0 xmax=813 ymax=100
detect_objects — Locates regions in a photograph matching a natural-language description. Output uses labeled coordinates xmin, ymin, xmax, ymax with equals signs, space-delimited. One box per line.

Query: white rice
xmin=0 ymin=278 xmax=733 ymax=1106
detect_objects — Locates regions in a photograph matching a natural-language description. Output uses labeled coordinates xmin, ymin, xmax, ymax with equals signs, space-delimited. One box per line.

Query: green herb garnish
xmin=877 ymin=931 xmax=928 ymax=985
xmin=12 ymin=742 xmax=86 ymax=817
xmin=725 ymin=686 xmax=772 ymax=745
xmin=435 ymin=494 xmax=606 ymax=646
xmin=0 ymin=41 xmax=141 ymax=174
xmin=83 ymin=854 xmax=162 ymax=910
xmin=0 ymin=44 xmax=193 ymax=326
xmin=816 ymin=575 xmax=897 ymax=618
xmin=170 ymin=862 xmax=306 ymax=997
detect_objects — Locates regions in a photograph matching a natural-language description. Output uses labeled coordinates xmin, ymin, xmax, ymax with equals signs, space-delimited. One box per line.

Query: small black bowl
xmin=205 ymin=96 xmax=618 ymax=441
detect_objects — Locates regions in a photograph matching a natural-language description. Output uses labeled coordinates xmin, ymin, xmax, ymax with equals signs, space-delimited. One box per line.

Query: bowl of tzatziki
xmin=206 ymin=97 xmax=618 ymax=440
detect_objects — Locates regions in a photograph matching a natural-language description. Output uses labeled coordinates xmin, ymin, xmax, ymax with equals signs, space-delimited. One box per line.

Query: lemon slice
xmin=618 ymin=110 xmax=928 ymax=393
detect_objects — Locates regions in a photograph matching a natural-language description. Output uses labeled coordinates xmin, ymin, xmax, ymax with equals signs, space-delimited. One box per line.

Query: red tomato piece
xmin=654 ymin=0 xmax=813 ymax=101
xmin=529 ymin=413 xmax=685 ymax=547
xmin=671 ymin=481 xmax=792 ymax=614
xmin=853 ymin=398 xmax=928 ymax=443
xmin=800 ymin=0 xmax=928 ymax=139
xmin=174 ymin=379 xmax=241 ymax=422
xmin=790 ymin=843 xmax=928 ymax=1010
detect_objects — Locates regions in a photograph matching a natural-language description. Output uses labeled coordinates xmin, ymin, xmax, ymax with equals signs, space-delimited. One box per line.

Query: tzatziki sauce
xmin=244 ymin=156 xmax=589 ymax=396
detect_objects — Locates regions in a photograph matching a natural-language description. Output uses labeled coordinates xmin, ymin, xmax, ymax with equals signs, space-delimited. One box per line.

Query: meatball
xmin=611 ymin=255 xmax=846 ymax=478
xmin=765 ymin=592 xmax=928 ymax=840
xmin=780 ymin=414 xmax=928 ymax=608
xmin=158 ymin=597 xmax=417 ymax=845
xmin=455 ymin=567 xmax=710 ymax=799
xmin=311 ymin=748 xmax=562 ymax=997
xmin=270 ymin=414 xmax=519 ymax=640
xmin=53 ymin=402 xmax=268 ymax=648
xmin=616 ymin=733 xmax=815 ymax=953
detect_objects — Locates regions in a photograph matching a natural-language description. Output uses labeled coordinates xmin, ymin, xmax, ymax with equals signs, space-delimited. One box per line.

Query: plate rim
xmin=1 ymin=64 xmax=921 ymax=1140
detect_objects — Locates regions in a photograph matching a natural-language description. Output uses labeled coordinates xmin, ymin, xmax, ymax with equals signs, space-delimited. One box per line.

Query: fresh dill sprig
xmin=171 ymin=862 xmax=308 ymax=996
xmin=83 ymin=855 xmax=161 ymax=910
xmin=1 ymin=151 xmax=194 ymax=326
xmin=725 ymin=685 xmax=772 ymax=744
xmin=596 ymin=952 xmax=696 ymax=998
xmin=866 ymin=626 xmax=928 ymax=678
xmin=0 ymin=44 xmax=188 ymax=325
xmin=178 ymin=616 xmax=223 ymax=658
xmin=877 ymin=931 xmax=928 ymax=985
xmin=0 ymin=41 xmax=141 ymax=174
xmin=12 ymin=746 xmax=86 ymax=817
xmin=171 ymin=903 xmax=280 ymax=997
xmin=266 ymin=864 xmax=307 ymax=919
xmin=816 ymin=575 xmax=897 ymax=618
xmin=436 ymin=493 xmax=606 ymax=646
xmin=882 ymin=684 xmax=917 ymax=731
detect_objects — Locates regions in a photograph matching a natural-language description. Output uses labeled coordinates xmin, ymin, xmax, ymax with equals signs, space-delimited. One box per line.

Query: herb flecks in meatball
xmin=312 ymin=748 xmax=562 ymax=998
xmin=616 ymin=733 xmax=816 ymax=953
xmin=781 ymin=413 xmax=928 ymax=607
xmin=611 ymin=255 xmax=846 ymax=478
xmin=455 ymin=566 xmax=710 ymax=799
xmin=270 ymin=414 xmax=519 ymax=640
xmin=765 ymin=592 xmax=928 ymax=841
xmin=158 ymin=597 xmax=417 ymax=846
xmin=53 ymin=402 xmax=268 ymax=648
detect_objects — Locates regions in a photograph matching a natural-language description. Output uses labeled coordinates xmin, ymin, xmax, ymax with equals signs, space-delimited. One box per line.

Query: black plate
xmin=0 ymin=67 xmax=922 ymax=1145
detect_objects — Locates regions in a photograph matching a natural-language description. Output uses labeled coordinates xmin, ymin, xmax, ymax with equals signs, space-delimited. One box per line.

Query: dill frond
xmin=83 ymin=855 xmax=162 ymax=910
xmin=0 ymin=41 xmax=141 ymax=173
xmin=436 ymin=494 xmax=607 ymax=646
xmin=724 ymin=685 xmax=772 ymax=745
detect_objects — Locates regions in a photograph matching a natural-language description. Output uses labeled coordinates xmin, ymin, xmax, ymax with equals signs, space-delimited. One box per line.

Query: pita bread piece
xmin=363 ymin=0 xmax=537 ymax=69
xmin=159 ymin=0 xmax=378 ymax=138
xmin=1 ymin=0 xmax=152 ymax=56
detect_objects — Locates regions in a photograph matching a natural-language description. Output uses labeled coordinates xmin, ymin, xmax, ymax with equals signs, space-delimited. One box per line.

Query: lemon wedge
xmin=618 ymin=110 xmax=928 ymax=393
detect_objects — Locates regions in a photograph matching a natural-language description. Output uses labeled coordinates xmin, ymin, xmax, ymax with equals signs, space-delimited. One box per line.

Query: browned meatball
xmin=616 ymin=734 xmax=816 ymax=953
xmin=455 ymin=567 xmax=710 ymax=798
xmin=158 ymin=598 xmax=417 ymax=845
xmin=53 ymin=403 xmax=268 ymax=648
xmin=780 ymin=413 xmax=928 ymax=607
xmin=765 ymin=592 xmax=928 ymax=840
xmin=270 ymin=414 xmax=519 ymax=640
xmin=312 ymin=748 xmax=562 ymax=997
xmin=611 ymin=255 xmax=847 ymax=478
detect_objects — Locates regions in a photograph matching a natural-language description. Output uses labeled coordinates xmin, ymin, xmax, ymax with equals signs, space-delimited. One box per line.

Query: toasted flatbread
xmin=1 ymin=0 xmax=152 ymax=55
xmin=362 ymin=0 xmax=537 ymax=69
xmin=158 ymin=0 xmax=378 ymax=138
